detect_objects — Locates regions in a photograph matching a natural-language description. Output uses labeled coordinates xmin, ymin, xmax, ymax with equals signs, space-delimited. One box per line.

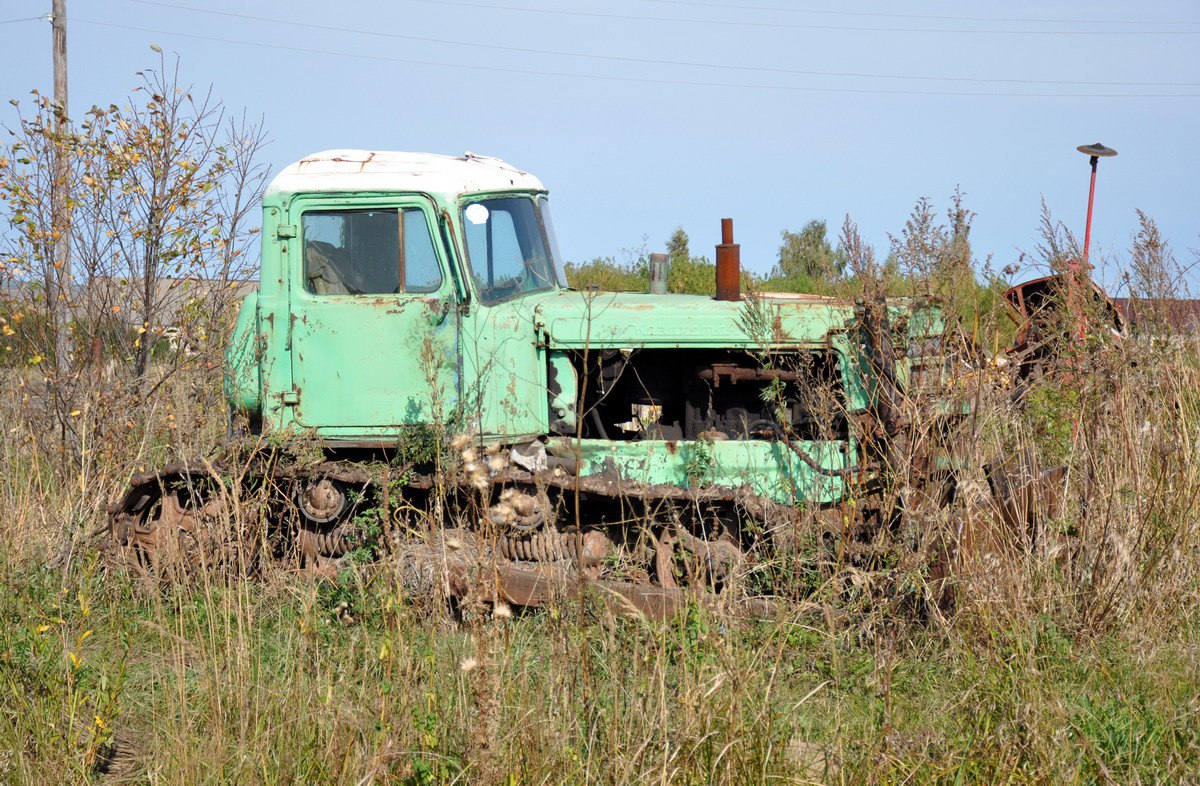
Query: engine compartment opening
xmin=548 ymin=348 xmax=848 ymax=442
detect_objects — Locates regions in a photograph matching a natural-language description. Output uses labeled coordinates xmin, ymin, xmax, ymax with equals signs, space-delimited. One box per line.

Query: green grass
xmin=2 ymin=551 xmax=1196 ymax=785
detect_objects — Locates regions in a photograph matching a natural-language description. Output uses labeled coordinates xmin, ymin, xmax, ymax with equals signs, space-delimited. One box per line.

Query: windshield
xmin=461 ymin=196 xmax=565 ymax=305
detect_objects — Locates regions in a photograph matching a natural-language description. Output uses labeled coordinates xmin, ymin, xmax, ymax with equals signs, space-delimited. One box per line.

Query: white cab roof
xmin=265 ymin=150 xmax=545 ymax=199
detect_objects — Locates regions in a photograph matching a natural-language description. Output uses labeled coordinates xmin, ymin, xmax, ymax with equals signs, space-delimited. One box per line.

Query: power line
xmin=73 ymin=17 xmax=1200 ymax=98
xmin=127 ymin=0 xmax=1200 ymax=88
xmin=0 ymin=15 xmax=47 ymax=25
xmin=406 ymin=0 xmax=1200 ymax=35
xmin=641 ymin=0 xmax=1200 ymax=27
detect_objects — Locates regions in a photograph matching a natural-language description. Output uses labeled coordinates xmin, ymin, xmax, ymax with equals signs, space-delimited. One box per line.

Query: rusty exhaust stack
xmin=715 ymin=218 xmax=740 ymax=301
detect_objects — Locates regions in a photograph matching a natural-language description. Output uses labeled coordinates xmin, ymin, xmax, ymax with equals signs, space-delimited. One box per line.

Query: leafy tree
xmin=667 ymin=255 xmax=715 ymax=296
xmin=777 ymin=220 xmax=844 ymax=279
xmin=666 ymin=226 xmax=689 ymax=267
xmin=0 ymin=56 xmax=267 ymax=461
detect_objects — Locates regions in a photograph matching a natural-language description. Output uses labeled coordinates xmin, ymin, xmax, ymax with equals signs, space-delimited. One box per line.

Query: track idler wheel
xmin=117 ymin=484 xmax=229 ymax=577
xmin=296 ymin=478 xmax=348 ymax=524
xmin=294 ymin=478 xmax=355 ymax=560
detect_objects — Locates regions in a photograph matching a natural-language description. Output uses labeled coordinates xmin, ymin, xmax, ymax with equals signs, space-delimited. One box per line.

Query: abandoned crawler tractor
xmin=109 ymin=150 xmax=962 ymax=616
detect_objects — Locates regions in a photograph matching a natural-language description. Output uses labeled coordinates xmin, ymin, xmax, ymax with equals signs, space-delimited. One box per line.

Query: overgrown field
xmin=4 ymin=267 xmax=1200 ymax=783
xmin=2 ymin=72 xmax=1198 ymax=780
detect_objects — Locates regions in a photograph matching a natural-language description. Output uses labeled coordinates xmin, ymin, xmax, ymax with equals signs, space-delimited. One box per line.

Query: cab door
xmin=287 ymin=197 xmax=457 ymax=436
xmin=457 ymin=195 xmax=554 ymax=440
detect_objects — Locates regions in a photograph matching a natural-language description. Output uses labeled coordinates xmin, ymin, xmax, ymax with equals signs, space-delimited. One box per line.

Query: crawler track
xmin=108 ymin=432 xmax=1056 ymax=617
xmin=106 ymin=452 xmax=805 ymax=616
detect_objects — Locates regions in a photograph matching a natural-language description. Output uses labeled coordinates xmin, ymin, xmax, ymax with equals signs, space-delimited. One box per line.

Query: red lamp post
xmin=1063 ymin=143 xmax=1117 ymax=345
xmin=1076 ymin=142 xmax=1118 ymax=266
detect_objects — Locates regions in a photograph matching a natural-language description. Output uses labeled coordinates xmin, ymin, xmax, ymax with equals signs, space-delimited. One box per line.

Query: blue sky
xmin=2 ymin=0 xmax=1198 ymax=292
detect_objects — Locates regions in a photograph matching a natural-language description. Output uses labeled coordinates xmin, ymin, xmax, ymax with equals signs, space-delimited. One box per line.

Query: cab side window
xmin=302 ymin=208 xmax=443 ymax=295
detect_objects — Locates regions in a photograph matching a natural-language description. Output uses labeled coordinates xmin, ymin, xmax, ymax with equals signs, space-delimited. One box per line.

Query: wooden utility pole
xmin=51 ymin=0 xmax=71 ymax=378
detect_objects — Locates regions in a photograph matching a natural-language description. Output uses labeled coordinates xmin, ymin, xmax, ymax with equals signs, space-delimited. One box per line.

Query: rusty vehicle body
xmin=1003 ymin=272 xmax=1126 ymax=380
xmin=109 ymin=150 xmax=964 ymax=615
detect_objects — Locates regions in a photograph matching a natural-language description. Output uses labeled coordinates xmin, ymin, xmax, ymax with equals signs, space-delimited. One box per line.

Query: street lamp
xmin=1076 ymin=142 xmax=1118 ymax=265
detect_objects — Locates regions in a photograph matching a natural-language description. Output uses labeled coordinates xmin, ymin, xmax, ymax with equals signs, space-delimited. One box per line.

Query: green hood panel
xmin=530 ymin=290 xmax=857 ymax=350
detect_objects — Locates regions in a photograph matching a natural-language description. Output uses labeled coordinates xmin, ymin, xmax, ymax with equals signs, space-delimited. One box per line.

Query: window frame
xmin=293 ymin=196 xmax=450 ymax=299
xmin=457 ymin=191 xmax=563 ymax=307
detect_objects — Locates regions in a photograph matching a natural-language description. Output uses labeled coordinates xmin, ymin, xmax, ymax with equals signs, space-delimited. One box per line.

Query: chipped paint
xmin=544 ymin=437 xmax=849 ymax=506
